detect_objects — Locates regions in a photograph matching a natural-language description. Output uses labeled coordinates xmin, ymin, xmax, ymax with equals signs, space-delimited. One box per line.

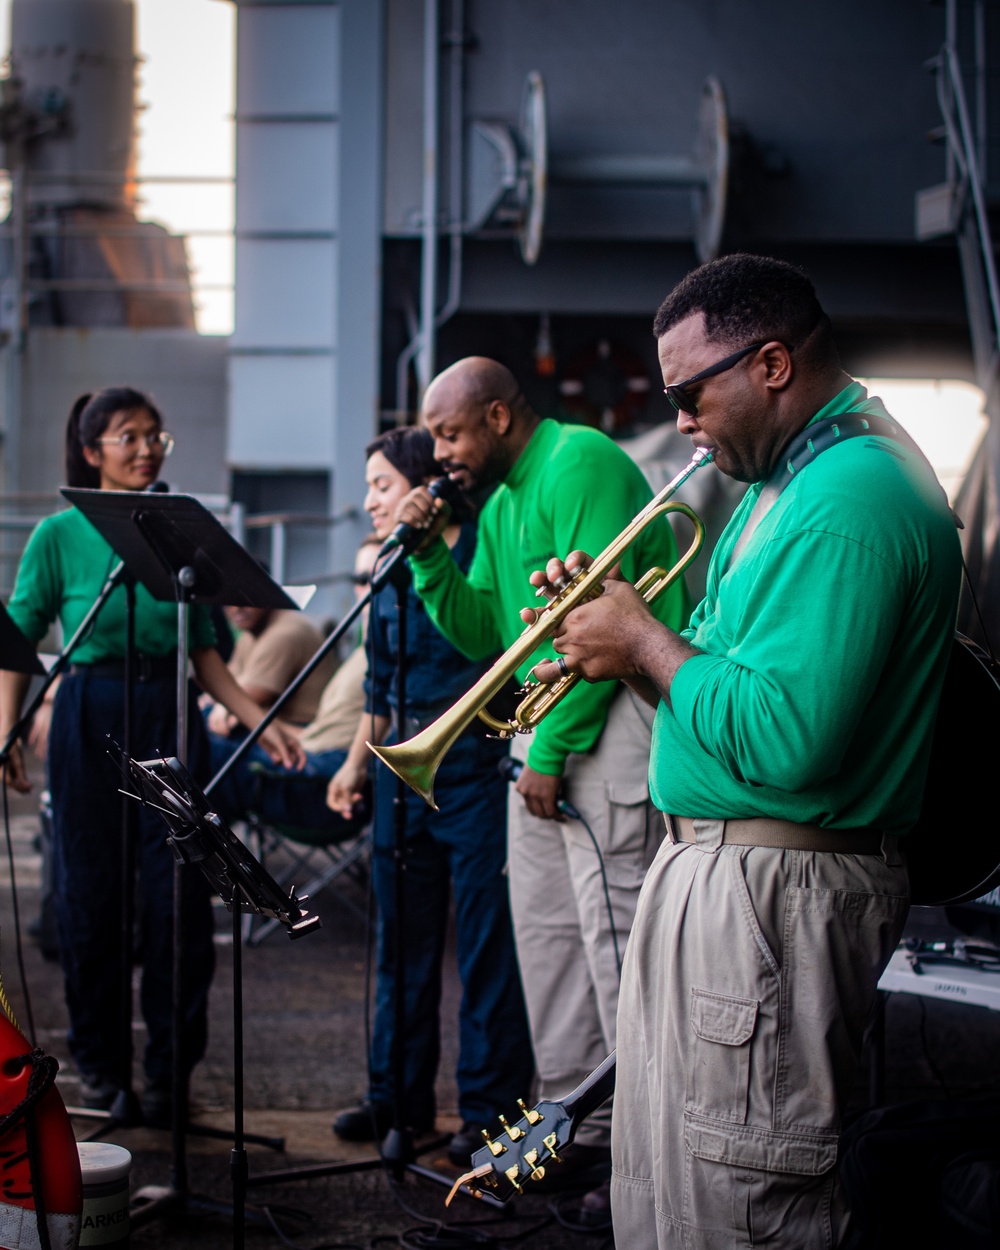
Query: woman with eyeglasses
xmin=326 ymin=427 xmax=532 ymax=1164
xmin=0 ymin=386 xmax=303 ymax=1123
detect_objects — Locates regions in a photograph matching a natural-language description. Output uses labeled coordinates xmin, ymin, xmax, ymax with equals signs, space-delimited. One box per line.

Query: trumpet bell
xmin=367 ymin=740 xmax=440 ymax=810
xmin=366 ymin=447 xmax=713 ymax=809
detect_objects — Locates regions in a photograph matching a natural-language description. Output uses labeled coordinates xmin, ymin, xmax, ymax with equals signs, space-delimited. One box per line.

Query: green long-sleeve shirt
xmin=7 ymin=507 xmax=216 ymax=661
xmin=651 ymin=383 xmax=962 ymax=834
xmin=411 ymin=418 xmax=693 ymax=775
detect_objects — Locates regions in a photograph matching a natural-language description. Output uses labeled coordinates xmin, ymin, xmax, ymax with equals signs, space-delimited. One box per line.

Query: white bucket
xmin=76 ymin=1142 xmax=131 ymax=1247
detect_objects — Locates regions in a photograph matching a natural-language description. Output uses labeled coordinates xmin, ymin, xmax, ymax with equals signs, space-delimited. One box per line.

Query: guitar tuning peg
xmin=516 ymin=1097 xmax=543 ymax=1126
xmin=523 ymin=1147 xmax=546 ymax=1183
xmin=481 ymin=1128 xmax=506 ymax=1157
xmin=498 ymin=1113 xmax=524 ymax=1141
xmin=504 ymin=1164 xmax=524 ymax=1194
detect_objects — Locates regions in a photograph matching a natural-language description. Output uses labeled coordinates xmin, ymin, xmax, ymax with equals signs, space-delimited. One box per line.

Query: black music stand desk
xmin=0 ymin=603 xmax=46 ymax=677
xmin=61 ymin=488 xmax=297 ymax=1238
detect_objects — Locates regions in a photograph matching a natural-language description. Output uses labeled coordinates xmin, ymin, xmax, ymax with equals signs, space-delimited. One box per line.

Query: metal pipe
xmin=434 ymin=0 xmax=464 ymax=328
xmin=945 ymin=0 xmax=957 ymax=186
xmin=396 ymin=0 xmax=465 ymax=417
xmin=269 ymin=521 xmax=287 ymax=586
xmin=974 ymin=0 xmax=987 ymax=182
xmin=3 ymin=163 xmax=27 ymax=497
xmin=0 ymin=172 xmax=235 ymax=185
xmin=944 ymin=43 xmax=1000 ymax=348
xmin=416 ymin=0 xmax=440 ymax=398
xmin=549 ymin=153 xmax=705 ymax=187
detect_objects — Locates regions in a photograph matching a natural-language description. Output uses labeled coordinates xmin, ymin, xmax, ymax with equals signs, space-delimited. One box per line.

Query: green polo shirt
xmin=651 ymin=383 xmax=962 ymax=834
xmin=411 ymin=418 xmax=693 ymax=775
xmin=7 ymin=507 xmax=216 ymax=662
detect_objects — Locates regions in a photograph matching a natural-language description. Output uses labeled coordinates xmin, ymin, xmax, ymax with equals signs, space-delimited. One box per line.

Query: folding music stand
xmin=112 ymin=748 xmax=320 ymax=1248
xmin=0 ymin=603 xmax=46 ymax=678
xmin=60 ymin=488 xmax=296 ymax=1230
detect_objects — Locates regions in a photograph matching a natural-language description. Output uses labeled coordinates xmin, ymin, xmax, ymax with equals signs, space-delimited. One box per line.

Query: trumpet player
xmin=530 ymin=255 xmax=962 ymax=1249
xmin=394 ymin=356 xmax=692 ymax=1214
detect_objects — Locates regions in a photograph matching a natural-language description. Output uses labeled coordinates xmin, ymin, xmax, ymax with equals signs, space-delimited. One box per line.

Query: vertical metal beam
xmin=4 ymin=164 xmax=27 ymax=496
xmin=945 ymin=0 xmax=957 ymax=186
xmin=416 ymin=0 xmax=440 ymax=399
xmin=332 ymin=0 xmax=384 ymax=592
xmin=974 ymin=0 xmax=987 ymax=183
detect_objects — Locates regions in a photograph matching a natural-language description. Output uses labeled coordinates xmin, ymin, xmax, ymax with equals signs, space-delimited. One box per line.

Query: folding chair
xmin=241 ymin=765 xmax=370 ymax=946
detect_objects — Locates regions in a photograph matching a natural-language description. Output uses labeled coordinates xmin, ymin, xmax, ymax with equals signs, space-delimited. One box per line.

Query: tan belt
xmin=667 ymin=815 xmax=887 ymax=856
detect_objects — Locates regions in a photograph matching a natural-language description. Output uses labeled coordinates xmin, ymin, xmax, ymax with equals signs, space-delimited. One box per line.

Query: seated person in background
xmin=205 ymin=600 xmax=334 ymax=738
xmin=206 ymin=536 xmax=379 ymax=830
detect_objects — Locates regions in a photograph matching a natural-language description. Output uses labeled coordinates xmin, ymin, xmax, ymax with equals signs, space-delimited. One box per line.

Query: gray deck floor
xmin=1 ymin=793 xmax=998 ymax=1249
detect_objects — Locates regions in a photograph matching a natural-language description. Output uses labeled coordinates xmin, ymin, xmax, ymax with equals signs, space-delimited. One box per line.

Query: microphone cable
xmin=498 ymin=758 xmax=622 ymax=978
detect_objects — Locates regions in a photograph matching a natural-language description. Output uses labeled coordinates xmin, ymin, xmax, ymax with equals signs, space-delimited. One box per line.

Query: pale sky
xmin=0 ymin=0 xmax=236 ymax=333
xmin=132 ymin=0 xmax=235 ymax=334
xmin=0 ymin=1 xmax=988 ymax=485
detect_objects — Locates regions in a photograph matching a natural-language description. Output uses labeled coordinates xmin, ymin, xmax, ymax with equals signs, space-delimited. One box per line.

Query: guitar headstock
xmin=446 ymin=1096 xmax=573 ymax=1206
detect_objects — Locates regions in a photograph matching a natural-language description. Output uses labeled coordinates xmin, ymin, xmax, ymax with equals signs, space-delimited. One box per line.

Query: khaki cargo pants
xmin=611 ymin=820 xmax=908 ymax=1248
xmin=508 ymin=688 xmax=662 ymax=1148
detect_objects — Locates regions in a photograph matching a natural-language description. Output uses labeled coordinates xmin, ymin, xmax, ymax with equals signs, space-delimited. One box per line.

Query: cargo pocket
xmin=685 ymin=988 xmax=758 ymax=1125
xmin=603 ymin=779 xmax=655 ymax=887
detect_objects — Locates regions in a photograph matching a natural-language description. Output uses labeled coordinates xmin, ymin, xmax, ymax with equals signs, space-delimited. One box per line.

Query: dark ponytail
xmin=65 ymin=386 xmax=163 ymax=488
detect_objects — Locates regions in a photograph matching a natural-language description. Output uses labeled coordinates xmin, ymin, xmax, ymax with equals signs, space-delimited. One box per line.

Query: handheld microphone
xmin=381 ymin=475 xmax=454 ymax=553
xmin=497 ymin=756 xmax=581 ymax=820
xmin=146 ymin=479 xmax=169 ymax=493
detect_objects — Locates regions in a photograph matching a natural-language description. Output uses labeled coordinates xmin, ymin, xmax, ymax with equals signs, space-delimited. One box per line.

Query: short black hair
xmin=653 ymin=254 xmax=838 ymax=368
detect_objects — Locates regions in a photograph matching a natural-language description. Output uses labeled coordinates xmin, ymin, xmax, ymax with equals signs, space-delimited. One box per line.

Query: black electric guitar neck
xmin=447 ymin=1051 xmax=617 ymax=1206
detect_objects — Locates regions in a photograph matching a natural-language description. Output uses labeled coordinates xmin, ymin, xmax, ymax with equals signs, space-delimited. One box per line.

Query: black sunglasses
xmin=351 ymin=572 xmax=372 ymax=587
xmin=663 ymin=341 xmax=766 ymax=416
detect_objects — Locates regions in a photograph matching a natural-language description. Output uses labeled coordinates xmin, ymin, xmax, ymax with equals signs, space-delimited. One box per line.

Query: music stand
xmin=60 ymin=488 xmax=296 ymax=1225
xmin=112 ymin=748 xmax=320 ymax=1248
xmin=0 ymin=603 xmax=46 ymax=678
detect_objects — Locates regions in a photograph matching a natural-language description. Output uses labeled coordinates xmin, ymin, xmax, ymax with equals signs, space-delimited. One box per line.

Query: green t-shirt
xmin=411 ymin=419 xmax=694 ymax=775
xmin=6 ymin=507 xmax=216 ymax=662
xmin=651 ymin=383 xmax=962 ymax=835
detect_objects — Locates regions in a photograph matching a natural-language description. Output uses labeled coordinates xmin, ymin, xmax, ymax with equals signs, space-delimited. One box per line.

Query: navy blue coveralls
xmin=365 ymin=524 xmax=533 ymax=1128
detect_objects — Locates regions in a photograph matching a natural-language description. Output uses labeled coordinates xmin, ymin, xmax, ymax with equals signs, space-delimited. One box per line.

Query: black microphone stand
xmin=379 ymin=556 xmax=419 ymax=1175
xmin=205 ymin=541 xmax=408 ymax=796
xmin=206 ymin=476 xmax=455 ymax=797
xmin=112 ymin=749 xmax=321 ymax=1250
xmin=243 ymin=533 xmax=501 ymax=1207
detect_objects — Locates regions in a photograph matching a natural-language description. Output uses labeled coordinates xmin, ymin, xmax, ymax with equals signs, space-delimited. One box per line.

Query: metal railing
xmin=0 ymin=495 xmax=359 ymax=599
xmin=930 ymin=33 xmax=1000 ymax=400
xmin=241 ymin=507 xmax=359 ymax=586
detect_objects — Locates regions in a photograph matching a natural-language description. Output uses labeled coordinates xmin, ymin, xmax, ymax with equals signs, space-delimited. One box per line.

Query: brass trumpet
xmin=368 ymin=447 xmax=713 ymax=808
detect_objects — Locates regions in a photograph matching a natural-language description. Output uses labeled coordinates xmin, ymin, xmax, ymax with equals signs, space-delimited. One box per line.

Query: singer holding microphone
xmin=0 ymin=387 xmax=302 ymax=1122
xmin=326 ymin=427 xmax=531 ymax=1163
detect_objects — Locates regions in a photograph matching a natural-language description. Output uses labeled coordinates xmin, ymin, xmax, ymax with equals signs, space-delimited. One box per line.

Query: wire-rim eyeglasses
xmin=94 ymin=430 xmax=175 ymax=456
